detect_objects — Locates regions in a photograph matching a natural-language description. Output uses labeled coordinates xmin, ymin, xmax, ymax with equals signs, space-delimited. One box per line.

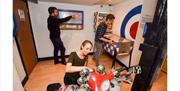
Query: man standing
xmin=47 ymin=7 xmax=72 ymax=64
xmin=93 ymin=14 xmax=115 ymax=66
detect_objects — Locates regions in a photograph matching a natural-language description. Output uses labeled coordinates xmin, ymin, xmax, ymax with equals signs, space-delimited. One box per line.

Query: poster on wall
xmin=18 ymin=9 xmax=25 ymax=21
xmin=58 ymin=9 xmax=84 ymax=30
xmin=94 ymin=12 xmax=113 ymax=32
xmin=120 ymin=5 xmax=143 ymax=41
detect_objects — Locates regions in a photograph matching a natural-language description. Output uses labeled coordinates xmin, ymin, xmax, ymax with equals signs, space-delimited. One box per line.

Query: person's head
xmin=48 ymin=7 xmax=58 ymax=17
xmin=105 ymin=14 xmax=115 ymax=25
xmin=80 ymin=40 xmax=93 ymax=56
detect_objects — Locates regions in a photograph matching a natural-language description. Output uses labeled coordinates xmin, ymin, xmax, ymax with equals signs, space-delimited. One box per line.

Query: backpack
xmin=47 ymin=83 xmax=61 ymax=91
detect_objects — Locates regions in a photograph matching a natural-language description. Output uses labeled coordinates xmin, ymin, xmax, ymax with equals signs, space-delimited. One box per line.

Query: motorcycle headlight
xmin=96 ymin=65 xmax=105 ymax=74
xmin=101 ymin=80 xmax=110 ymax=91
xmin=77 ymin=77 xmax=84 ymax=85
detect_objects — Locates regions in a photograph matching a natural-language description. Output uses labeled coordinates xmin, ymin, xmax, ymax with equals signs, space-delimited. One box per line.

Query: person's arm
xmin=65 ymin=63 xmax=88 ymax=73
xmin=65 ymin=52 xmax=90 ymax=73
xmin=97 ymin=25 xmax=112 ymax=43
xmin=99 ymin=37 xmax=112 ymax=43
xmin=58 ymin=16 xmax=72 ymax=24
xmin=96 ymin=23 xmax=112 ymax=43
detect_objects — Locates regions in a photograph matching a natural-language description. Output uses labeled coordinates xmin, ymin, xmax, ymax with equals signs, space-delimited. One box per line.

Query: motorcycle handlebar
xmin=114 ymin=67 xmax=127 ymax=78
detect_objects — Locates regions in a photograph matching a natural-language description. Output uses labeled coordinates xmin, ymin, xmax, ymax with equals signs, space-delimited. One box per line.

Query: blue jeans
xmin=50 ymin=38 xmax=65 ymax=63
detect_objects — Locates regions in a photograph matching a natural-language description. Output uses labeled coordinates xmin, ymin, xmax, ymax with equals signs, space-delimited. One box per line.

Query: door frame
xmin=13 ymin=0 xmax=38 ymax=85
xmin=14 ymin=37 xmax=29 ymax=86
xmin=25 ymin=0 xmax=39 ymax=60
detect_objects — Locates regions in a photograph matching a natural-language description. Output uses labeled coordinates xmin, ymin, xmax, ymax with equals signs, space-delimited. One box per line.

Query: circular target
xmin=120 ymin=5 xmax=142 ymax=41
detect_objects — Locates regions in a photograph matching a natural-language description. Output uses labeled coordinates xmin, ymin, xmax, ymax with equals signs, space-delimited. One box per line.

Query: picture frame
xmin=58 ymin=9 xmax=84 ymax=30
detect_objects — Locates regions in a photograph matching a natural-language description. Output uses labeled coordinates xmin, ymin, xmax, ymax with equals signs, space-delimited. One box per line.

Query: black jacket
xmin=47 ymin=16 xmax=72 ymax=39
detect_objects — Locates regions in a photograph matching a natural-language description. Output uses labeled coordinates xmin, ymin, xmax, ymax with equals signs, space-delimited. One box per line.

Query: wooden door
xmin=13 ymin=0 xmax=37 ymax=75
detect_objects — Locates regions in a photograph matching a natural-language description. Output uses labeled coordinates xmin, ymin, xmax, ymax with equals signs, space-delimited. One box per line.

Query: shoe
xmin=61 ymin=61 xmax=66 ymax=65
xmin=54 ymin=61 xmax=61 ymax=64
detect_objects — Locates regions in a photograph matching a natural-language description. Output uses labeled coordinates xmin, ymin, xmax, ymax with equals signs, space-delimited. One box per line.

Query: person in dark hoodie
xmin=47 ymin=7 xmax=72 ymax=64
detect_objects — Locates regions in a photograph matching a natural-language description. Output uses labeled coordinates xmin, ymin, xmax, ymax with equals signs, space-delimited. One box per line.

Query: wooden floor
xmin=24 ymin=53 xmax=167 ymax=91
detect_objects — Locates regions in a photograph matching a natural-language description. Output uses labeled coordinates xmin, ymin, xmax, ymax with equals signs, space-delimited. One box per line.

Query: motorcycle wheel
xmin=110 ymin=78 xmax=122 ymax=91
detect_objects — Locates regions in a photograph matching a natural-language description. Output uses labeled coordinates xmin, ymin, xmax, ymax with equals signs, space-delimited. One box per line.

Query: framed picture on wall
xmin=58 ymin=9 xmax=84 ymax=30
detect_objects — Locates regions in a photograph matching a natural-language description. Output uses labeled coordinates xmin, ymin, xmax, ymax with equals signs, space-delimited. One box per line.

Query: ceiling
xmin=38 ymin=0 xmax=125 ymax=5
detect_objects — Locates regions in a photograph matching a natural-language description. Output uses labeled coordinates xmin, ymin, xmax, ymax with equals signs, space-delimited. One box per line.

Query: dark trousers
xmin=64 ymin=74 xmax=79 ymax=85
xmin=50 ymin=38 xmax=65 ymax=63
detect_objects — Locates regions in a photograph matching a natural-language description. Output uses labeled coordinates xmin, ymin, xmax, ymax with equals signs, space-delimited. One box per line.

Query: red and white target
xmin=125 ymin=15 xmax=140 ymax=41
xmin=120 ymin=5 xmax=142 ymax=41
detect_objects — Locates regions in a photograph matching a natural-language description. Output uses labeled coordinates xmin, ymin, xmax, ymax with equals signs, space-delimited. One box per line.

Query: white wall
xmin=112 ymin=0 xmax=158 ymax=66
xmin=28 ymin=1 xmax=112 ymax=58
xmin=13 ymin=64 xmax=24 ymax=91
xmin=130 ymin=0 xmax=158 ymax=66
xmin=112 ymin=0 xmax=142 ymax=37
xmin=112 ymin=0 xmax=143 ymax=66
xmin=13 ymin=39 xmax=26 ymax=82
xmin=28 ymin=0 xmax=157 ymax=66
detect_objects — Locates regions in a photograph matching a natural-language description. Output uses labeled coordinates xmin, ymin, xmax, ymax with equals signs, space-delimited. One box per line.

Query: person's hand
xmin=84 ymin=67 xmax=92 ymax=71
xmin=104 ymin=34 xmax=109 ymax=38
xmin=120 ymin=70 xmax=128 ymax=76
xmin=108 ymin=40 xmax=113 ymax=44
xmin=71 ymin=14 xmax=76 ymax=20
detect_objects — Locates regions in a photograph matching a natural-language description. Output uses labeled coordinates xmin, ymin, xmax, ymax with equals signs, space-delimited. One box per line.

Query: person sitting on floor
xmin=64 ymin=40 xmax=93 ymax=85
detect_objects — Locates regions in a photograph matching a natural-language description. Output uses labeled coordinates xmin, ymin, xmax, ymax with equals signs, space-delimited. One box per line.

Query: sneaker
xmin=61 ymin=61 xmax=66 ymax=65
xmin=54 ymin=61 xmax=61 ymax=64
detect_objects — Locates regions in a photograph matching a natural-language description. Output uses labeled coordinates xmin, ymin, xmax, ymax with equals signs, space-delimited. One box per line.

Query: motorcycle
xmin=59 ymin=65 xmax=141 ymax=91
